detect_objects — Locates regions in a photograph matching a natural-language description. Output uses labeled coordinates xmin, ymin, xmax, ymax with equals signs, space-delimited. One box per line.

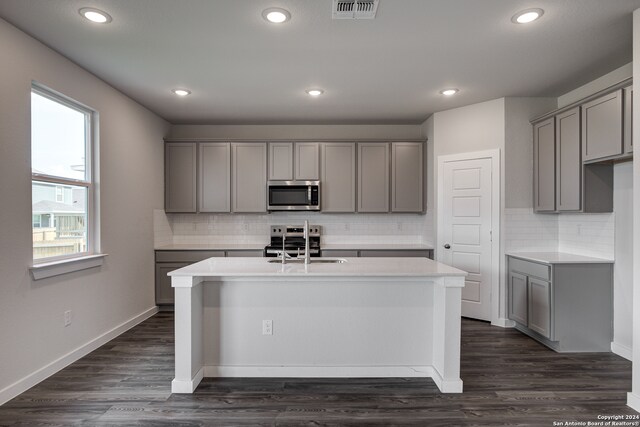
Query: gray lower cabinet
xmin=391 ymin=142 xmax=424 ymax=213
xmin=232 ymin=143 xmax=267 ymax=212
xmin=199 ymin=143 xmax=231 ymax=212
xmin=582 ymin=89 xmax=623 ymax=162
xmin=165 ymin=142 xmax=197 ymax=213
xmin=533 ymin=118 xmax=556 ymax=212
xmin=155 ymin=250 xmax=224 ymax=305
xmin=321 ymin=143 xmax=356 ymax=212
xmin=155 ymin=249 xmax=261 ymax=305
xmin=507 ymin=255 xmax=613 ymax=352
xmin=624 ymin=85 xmax=633 ymax=154
xmin=322 ymin=249 xmax=433 ymax=259
xmin=155 ymin=262 xmax=189 ymax=305
xmin=358 ymin=143 xmax=389 ymax=212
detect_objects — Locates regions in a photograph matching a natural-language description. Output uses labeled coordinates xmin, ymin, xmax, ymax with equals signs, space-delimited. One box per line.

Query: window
xmin=31 ymin=85 xmax=97 ymax=262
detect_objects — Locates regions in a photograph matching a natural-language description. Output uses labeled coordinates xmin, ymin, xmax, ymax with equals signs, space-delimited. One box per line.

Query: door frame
xmin=436 ymin=149 xmax=501 ymax=325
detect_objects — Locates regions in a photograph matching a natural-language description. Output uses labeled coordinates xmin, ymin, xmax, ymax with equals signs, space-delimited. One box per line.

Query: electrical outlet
xmin=262 ymin=320 xmax=273 ymax=335
xmin=64 ymin=310 xmax=72 ymax=327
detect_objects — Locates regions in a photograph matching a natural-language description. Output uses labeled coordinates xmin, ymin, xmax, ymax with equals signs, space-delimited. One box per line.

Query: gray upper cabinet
xmin=555 ymin=108 xmax=581 ymax=212
xmin=391 ymin=142 xmax=423 ymax=212
xmin=295 ymin=143 xmax=320 ymax=180
xmin=321 ymin=142 xmax=356 ymax=212
xmin=199 ymin=143 xmax=231 ymax=212
xmin=624 ymin=85 xmax=633 ymax=154
xmin=533 ymin=118 xmax=556 ymax=212
xmin=165 ymin=142 xmax=197 ymax=213
xmin=358 ymin=143 xmax=389 ymax=212
xmin=582 ymin=89 xmax=623 ymax=162
xmin=268 ymin=142 xmax=293 ymax=180
xmin=232 ymin=143 xmax=267 ymax=212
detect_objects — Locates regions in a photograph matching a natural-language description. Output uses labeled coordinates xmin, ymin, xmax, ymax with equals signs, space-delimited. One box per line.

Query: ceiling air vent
xmin=333 ymin=0 xmax=379 ymax=19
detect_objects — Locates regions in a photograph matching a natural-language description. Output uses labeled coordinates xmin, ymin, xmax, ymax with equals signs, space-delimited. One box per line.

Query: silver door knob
xmin=444 ymin=244 xmax=451 ymax=249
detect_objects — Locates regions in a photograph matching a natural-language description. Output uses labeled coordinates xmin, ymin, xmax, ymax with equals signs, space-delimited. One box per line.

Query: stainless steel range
xmin=263 ymin=224 xmax=321 ymax=258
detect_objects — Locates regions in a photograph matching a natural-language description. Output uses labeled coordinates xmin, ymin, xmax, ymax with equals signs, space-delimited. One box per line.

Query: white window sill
xmin=30 ymin=254 xmax=107 ymax=280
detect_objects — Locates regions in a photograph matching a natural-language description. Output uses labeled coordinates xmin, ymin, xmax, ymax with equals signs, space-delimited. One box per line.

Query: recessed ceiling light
xmin=306 ymin=89 xmax=324 ymax=97
xmin=262 ymin=7 xmax=291 ymax=24
xmin=172 ymin=89 xmax=191 ymax=97
xmin=440 ymin=88 xmax=459 ymax=96
xmin=79 ymin=7 xmax=112 ymax=24
xmin=511 ymin=8 xmax=544 ymax=24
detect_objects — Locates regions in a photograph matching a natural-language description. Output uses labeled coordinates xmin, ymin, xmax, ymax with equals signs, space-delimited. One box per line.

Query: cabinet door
xmin=508 ymin=272 xmax=528 ymax=326
xmin=321 ymin=143 xmax=356 ymax=212
xmin=269 ymin=142 xmax=293 ymax=180
xmin=232 ymin=143 xmax=267 ymax=212
xmin=199 ymin=143 xmax=230 ymax=212
xmin=533 ymin=118 xmax=556 ymax=212
xmin=528 ymin=278 xmax=551 ymax=339
xmin=624 ymin=86 xmax=633 ymax=154
xmin=358 ymin=143 xmax=389 ymax=212
xmin=391 ymin=142 xmax=423 ymax=212
xmin=165 ymin=142 xmax=197 ymax=213
xmin=555 ymin=108 xmax=581 ymax=211
xmin=582 ymin=89 xmax=623 ymax=161
xmin=295 ymin=143 xmax=320 ymax=180
xmin=155 ymin=262 xmax=189 ymax=305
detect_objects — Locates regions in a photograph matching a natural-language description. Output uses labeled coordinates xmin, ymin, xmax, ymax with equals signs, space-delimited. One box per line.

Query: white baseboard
xmin=628 ymin=392 xmax=640 ymax=412
xmin=203 ymin=365 xmax=433 ymax=379
xmin=492 ymin=317 xmax=515 ymax=328
xmin=200 ymin=365 xmax=461 ymax=394
xmin=0 ymin=306 xmax=158 ymax=406
xmin=611 ymin=341 xmax=632 ymax=361
xmin=172 ymin=367 xmax=204 ymax=393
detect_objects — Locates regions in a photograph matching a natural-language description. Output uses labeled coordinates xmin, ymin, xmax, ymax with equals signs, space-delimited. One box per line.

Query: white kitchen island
xmin=169 ymin=257 xmax=467 ymax=394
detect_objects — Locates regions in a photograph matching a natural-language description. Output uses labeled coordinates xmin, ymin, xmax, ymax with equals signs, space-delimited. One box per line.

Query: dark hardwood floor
xmin=0 ymin=312 xmax=637 ymax=426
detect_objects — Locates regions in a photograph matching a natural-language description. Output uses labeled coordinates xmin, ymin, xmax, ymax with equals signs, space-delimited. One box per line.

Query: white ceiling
xmin=1 ymin=0 xmax=639 ymax=124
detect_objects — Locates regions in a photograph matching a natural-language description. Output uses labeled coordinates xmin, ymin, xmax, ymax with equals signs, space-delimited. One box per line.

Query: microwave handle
xmin=308 ymin=186 xmax=311 ymax=201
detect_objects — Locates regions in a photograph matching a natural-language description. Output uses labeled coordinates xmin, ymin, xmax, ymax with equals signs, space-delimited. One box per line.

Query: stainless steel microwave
xmin=267 ymin=181 xmax=320 ymax=211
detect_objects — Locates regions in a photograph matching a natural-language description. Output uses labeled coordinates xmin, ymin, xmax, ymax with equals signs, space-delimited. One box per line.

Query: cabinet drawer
xmin=359 ymin=250 xmax=431 ymax=258
xmin=321 ymin=250 xmax=359 ymax=257
xmin=155 ymin=250 xmax=225 ymax=263
xmin=225 ymin=250 xmax=264 ymax=257
xmin=508 ymin=257 xmax=550 ymax=281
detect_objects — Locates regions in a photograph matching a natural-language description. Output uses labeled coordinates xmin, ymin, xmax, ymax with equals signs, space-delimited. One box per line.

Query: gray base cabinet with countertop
xmin=507 ymin=254 xmax=613 ymax=352
xmin=155 ymin=249 xmax=263 ymax=305
xmin=322 ymin=249 xmax=433 ymax=259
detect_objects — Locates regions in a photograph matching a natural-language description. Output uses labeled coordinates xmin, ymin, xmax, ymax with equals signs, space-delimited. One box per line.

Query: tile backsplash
xmin=155 ymin=210 xmax=434 ymax=247
xmin=156 ymin=207 xmax=613 ymax=258
xmin=505 ymin=207 xmax=614 ymax=259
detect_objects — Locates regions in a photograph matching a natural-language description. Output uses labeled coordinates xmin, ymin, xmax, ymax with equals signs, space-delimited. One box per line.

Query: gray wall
xmin=0 ymin=17 xmax=169 ymax=401
xmin=504 ymin=98 xmax=557 ymax=208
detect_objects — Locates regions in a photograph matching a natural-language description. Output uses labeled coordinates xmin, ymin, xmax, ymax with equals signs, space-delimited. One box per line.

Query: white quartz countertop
xmin=156 ymin=243 xmax=267 ymax=251
xmin=506 ymin=252 xmax=614 ymax=264
xmin=322 ymin=243 xmax=434 ymax=251
xmin=168 ymin=257 xmax=466 ymax=278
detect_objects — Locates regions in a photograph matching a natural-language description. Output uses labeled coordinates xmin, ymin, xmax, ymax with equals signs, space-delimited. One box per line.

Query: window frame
xmin=31 ymin=83 xmax=99 ymax=265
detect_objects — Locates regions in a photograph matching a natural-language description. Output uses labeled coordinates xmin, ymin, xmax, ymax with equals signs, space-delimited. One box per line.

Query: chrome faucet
xmin=303 ymin=220 xmax=311 ymax=265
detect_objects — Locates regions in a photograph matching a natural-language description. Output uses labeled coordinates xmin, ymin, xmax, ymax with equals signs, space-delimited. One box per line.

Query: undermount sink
xmin=267 ymin=258 xmax=347 ymax=264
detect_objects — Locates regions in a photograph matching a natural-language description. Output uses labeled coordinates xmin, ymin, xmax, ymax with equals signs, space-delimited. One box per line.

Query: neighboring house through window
xmin=31 ymin=85 xmax=97 ymax=261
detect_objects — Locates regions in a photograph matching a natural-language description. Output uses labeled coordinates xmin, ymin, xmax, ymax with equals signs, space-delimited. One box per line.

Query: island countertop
xmin=168 ymin=256 xmax=467 ymax=279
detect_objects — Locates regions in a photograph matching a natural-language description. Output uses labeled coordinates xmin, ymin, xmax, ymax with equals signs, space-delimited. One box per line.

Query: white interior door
xmin=441 ymin=157 xmax=493 ymax=321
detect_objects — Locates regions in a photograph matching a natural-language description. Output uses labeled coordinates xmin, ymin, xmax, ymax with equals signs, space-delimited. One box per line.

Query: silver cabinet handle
xmin=444 ymin=244 xmax=451 ymax=249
